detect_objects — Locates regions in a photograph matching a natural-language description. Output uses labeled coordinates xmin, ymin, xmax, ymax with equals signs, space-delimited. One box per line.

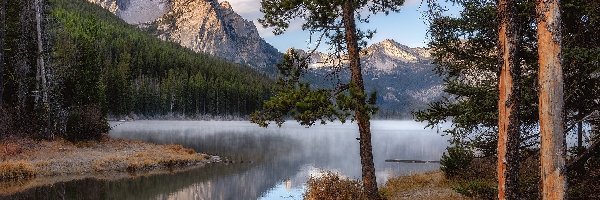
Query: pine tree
xmin=256 ymin=0 xmax=404 ymax=198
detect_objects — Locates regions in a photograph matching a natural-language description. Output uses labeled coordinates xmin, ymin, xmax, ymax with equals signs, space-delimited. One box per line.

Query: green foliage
xmin=1 ymin=0 xmax=274 ymax=140
xmin=440 ymin=144 xmax=474 ymax=178
xmin=260 ymin=0 xmax=404 ymax=35
xmin=64 ymin=105 xmax=109 ymax=141
xmin=250 ymin=50 xmax=377 ymax=127
xmin=452 ymin=179 xmax=497 ymax=199
xmin=48 ymin=0 xmax=272 ymax=118
xmin=416 ymin=0 xmax=600 ymax=155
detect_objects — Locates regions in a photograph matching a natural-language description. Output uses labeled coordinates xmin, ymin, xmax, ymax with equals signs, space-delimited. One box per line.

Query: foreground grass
xmin=0 ymin=137 xmax=217 ymax=195
xmin=381 ymin=171 xmax=470 ymax=200
xmin=305 ymin=171 xmax=469 ymax=200
xmin=381 ymin=171 xmax=471 ymax=200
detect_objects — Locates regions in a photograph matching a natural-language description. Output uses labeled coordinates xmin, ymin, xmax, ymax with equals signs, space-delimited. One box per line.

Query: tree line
xmin=0 ymin=0 xmax=272 ymax=140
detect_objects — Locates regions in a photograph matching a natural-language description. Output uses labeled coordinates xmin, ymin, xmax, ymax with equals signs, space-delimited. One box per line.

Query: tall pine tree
xmin=255 ymin=0 xmax=404 ymax=198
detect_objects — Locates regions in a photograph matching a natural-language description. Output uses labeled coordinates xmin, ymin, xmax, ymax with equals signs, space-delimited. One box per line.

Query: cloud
xmin=220 ymin=0 xmax=262 ymax=18
xmin=405 ymin=0 xmax=423 ymax=6
xmin=221 ymin=0 xmax=306 ymax=38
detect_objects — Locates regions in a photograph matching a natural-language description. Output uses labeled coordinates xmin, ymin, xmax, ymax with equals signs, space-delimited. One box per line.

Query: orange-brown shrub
xmin=304 ymin=172 xmax=368 ymax=200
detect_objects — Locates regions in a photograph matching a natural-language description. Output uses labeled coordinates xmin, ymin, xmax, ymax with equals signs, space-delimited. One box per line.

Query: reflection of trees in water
xmin=118 ymin=129 xmax=302 ymax=163
xmin=3 ymin=132 xmax=306 ymax=200
xmin=4 ymin=154 xmax=306 ymax=200
xmin=3 ymin=121 xmax=448 ymax=199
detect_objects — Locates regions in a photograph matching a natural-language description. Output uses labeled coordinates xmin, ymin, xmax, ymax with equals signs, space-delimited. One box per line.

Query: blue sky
xmin=223 ymin=0 xmax=460 ymax=52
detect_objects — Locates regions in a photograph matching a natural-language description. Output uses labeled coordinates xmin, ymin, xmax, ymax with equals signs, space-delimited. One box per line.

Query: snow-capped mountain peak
xmin=364 ymin=39 xmax=430 ymax=64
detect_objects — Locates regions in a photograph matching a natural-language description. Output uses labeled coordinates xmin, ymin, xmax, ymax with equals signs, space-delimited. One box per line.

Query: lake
xmin=3 ymin=120 xmax=449 ymax=200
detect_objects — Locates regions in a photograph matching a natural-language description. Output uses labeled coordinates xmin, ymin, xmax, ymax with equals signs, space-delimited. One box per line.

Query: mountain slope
xmin=88 ymin=0 xmax=282 ymax=73
xmin=50 ymin=0 xmax=272 ymax=117
xmin=86 ymin=0 xmax=441 ymax=117
xmin=301 ymin=39 xmax=444 ymax=118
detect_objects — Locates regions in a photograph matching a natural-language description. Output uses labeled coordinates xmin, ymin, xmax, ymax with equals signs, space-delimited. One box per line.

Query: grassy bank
xmin=0 ymin=137 xmax=218 ymax=195
xmin=304 ymin=171 xmax=469 ymax=200
xmin=381 ymin=171 xmax=469 ymax=200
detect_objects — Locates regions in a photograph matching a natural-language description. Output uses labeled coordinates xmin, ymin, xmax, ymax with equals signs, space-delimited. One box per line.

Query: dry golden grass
xmin=0 ymin=137 xmax=210 ymax=178
xmin=0 ymin=161 xmax=36 ymax=181
xmin=0 ymin=137 xmax=215 ymax=196
xmin=381 ymin=171 xmax=470 ymax=200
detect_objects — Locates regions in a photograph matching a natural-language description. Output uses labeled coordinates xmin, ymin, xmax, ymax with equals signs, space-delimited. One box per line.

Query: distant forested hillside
xmin=51 ymin=0 xmax=272 ymax=117
xmin=0 ymin=0 xmax=272 ymax=139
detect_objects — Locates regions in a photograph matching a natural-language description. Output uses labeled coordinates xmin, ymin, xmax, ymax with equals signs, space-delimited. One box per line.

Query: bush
xmin=452 ymin=179 xmax=496 ymax=199
xmin=304 ymin=172 xmax=368 ymax=200
xmin=64 ymin=105 xmax=110 ymax=141
xmin=440 ymin=145 xmax=474 ymax=178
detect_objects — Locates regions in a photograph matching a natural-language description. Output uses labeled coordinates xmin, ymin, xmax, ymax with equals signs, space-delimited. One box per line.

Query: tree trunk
xmin=0 ymin=0 xmax=5 ymax=105
xmin=497 ymin=0 xmax=520 ymax=199
xmin=577 ymin=121 xmax=583 ymax=152
xmin=35 ymin=0 xmax=47 ymax=103
xmin=341 ymin=0 xmax=379 ymax=199
xmin=536 ymin=0 xmax=567 ymax=199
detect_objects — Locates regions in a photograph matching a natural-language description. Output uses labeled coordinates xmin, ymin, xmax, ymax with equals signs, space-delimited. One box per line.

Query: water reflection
xmin=2 ymin=120 xmax=448 ymax=200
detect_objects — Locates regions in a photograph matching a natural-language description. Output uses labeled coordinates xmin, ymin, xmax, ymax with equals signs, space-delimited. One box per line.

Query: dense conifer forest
xmin=0 ymin=0 xmax=272 ymax=139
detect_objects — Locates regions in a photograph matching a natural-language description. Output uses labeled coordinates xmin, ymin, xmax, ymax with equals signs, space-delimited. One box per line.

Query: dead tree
xmin=536 ymin=0 xmax=567 ymax=199
xmin=497 ymin=0 xmax=521 ymax=199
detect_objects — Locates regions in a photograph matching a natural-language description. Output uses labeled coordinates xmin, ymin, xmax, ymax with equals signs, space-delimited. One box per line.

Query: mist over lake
xmin=109 ymin=120 xmax=448 ymax=199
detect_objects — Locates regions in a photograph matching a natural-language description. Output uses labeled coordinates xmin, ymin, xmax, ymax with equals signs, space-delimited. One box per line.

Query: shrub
xmin=440 ymin=145 xmax=474 ymax=178
xmin=452 ymin=179 xmax=496 ymax=199
xmin=304 ymin=172 xmax=368 ymax=200
xmin=64 ymin=105 xmax=110 ymax=141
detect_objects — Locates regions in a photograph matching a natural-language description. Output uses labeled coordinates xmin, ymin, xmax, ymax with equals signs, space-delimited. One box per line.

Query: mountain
xmin=86 ymin=0 xmax=442 ymax=117
xmin=301 ymin=39 xmax=444 ymax=118
xmin=51 ymin=0 xmax=272 ymax=118
xmin=87 ymin=0 xmax=282 ymax=73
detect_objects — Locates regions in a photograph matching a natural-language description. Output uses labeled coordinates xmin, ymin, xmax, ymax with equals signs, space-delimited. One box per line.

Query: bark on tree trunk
xmin=35 ymin=0 xmax=47 ymax=103
xmin=0 ymin=0 xmax=5 ymax=105
xmin=577 ymin=121 xmax=583 ymax=151
xmin=497 ymin=0 xmax=521 ymax=199
xmin=536 ymin=0 xmax=567 ymax=199
xmin=341 ymin=1 xmax=379 ymax=199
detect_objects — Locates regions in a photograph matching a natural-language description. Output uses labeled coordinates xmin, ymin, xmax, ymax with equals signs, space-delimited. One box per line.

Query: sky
xmin=220 ymin=0 xmax=461 ymax=52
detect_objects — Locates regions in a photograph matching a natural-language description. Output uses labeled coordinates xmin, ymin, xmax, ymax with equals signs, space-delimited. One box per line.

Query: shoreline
xmin=0 ymin=137 xmax=220 ymax=196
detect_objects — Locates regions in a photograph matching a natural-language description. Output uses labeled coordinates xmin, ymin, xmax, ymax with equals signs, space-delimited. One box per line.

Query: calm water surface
xmin=4 ymin=120 xmax=448 ymax=200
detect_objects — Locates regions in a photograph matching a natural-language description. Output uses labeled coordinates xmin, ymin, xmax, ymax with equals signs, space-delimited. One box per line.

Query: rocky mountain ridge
xmin=300 ymin=39 xmax=444 ymax=118
xmin=87 ymin=0 xmax=282 ymax=73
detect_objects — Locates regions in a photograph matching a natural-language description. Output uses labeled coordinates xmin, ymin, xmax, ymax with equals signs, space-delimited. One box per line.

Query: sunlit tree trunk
xmin=536 ymin=0 xmax=567 ymax=199
xmin=497 ymin=0 xmax=520 ymax=199
xmin=342 ymin=0 xmax=379 ymax=199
